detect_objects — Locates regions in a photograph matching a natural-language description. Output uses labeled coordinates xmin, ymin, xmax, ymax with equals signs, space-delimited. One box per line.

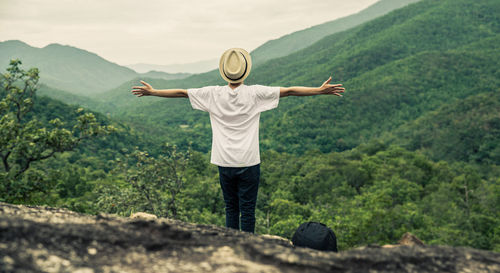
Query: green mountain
xmin=260 ymin=47 xmax=499 ymax=155
xmin=92 ymin=77 xmax=175 ymax=114
xmin=247 ymin=0 xmax=499 ymax=85
xmin=139 ymin=71 xmax=191 ymax=81
xmin=386 ymin=89 xmax=500 ymax=164
xmin=251 ymin=0 xmax=422 ymax=66
xmin=0 ymin=40 xmax=137 ymax=95
xmin=37 ymin=84 xmax=101 ymax=110
xmin=98 ymin=0 xmax=499 ymax=165
xmin=127 ymin=58 xmax=218 ymax=74
xmin=89 ymin=77 xmax=211 ymax=152
xmin=0 ymin=41 xmax=191 ymax=97
xmin=253 ymin=0 xmax=499 ymax=157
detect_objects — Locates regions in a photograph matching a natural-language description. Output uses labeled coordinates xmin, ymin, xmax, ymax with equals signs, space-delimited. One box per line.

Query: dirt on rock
xmin=0 ymin=202 xmax=499 ymax=273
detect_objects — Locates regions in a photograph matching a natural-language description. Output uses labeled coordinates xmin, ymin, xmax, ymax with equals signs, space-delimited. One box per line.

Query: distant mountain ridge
xmin=139 ymin=70 xmax=191 ymax=81
xmin=127 ymin=58 xmax=218 ymax=74
xmin=0 ymin=40 xmax=193 ymax=96
xmin=250 ymin=0 xmax=422 ymax=66
xmin=0 ymin=40 xmax=137 ymax=95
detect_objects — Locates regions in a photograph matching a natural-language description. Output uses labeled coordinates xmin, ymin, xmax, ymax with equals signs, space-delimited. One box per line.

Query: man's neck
xmin=228 ymin=82 xmax=243 ymax=90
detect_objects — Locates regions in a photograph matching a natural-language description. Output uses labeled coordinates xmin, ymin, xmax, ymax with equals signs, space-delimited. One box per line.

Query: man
xmin=131 ymin=48 xmax=344 ymax=233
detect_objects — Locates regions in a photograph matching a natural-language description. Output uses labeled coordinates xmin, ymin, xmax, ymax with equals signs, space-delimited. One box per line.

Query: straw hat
xmin=219 ymin=48 xmax=252 ymax=83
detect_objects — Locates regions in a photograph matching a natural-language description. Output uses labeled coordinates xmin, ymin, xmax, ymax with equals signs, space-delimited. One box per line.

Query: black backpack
xmin=291 ymin=222 xmax=338 ymax=252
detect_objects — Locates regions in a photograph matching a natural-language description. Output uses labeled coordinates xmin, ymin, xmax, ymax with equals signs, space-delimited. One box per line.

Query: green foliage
xmin=256 ymin=145 xmax=499 ymax=251
xmin=386 ymin=91 xmax=500 ymax=163
xmin=0 ymin=59 xmax=114 ymax=203
xmin=96 ymin=144 xmax=191 ymax=218
xmin=268 ymin=199 xmax=311 ymax=238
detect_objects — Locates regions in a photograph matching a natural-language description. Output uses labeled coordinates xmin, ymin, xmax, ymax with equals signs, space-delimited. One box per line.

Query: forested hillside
xmin=260 ymin=47 xmax=499 ymax=155
xmin=37 ymin=84 xmax=101 ymax=110
xmin=250 ymin=0 xmax=421 ymax=66
xmin=386 ymin=88 xmax=500 ymax=164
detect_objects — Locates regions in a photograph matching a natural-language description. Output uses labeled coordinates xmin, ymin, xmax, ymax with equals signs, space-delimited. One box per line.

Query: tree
xmin=0 ymin=59 xmax=114 ymax=203
xmin=113 ymin=144 xmax=192 ymax=218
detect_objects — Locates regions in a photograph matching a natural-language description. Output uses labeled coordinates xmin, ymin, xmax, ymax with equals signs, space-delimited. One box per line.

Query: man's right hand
xmin=131 ymin=81 xmax=156 ymax=97
xmin=318 ymin=77 xmax=344 ymax=96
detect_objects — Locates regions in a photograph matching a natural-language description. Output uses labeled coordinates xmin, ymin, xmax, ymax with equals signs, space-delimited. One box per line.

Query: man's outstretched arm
xmin=280 ymin=77 xmax=345 ymax=97
xmin=131 ymin=81 xmax=188 ymax=98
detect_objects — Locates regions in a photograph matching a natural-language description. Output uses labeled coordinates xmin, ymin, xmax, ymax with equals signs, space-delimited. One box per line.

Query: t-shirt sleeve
xmin=254 ymin=85 xmax=280 ymax=112
xmin=187 ymin=86 xmax=213 ymax=112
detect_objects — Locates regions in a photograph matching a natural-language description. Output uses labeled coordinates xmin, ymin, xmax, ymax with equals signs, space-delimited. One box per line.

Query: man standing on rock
xmin=131 ymin=48 xmax=344 ymax=233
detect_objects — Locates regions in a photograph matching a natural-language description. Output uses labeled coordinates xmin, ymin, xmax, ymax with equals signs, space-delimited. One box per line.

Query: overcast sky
xmin=0 ymin=0 xmax=378 ymax=66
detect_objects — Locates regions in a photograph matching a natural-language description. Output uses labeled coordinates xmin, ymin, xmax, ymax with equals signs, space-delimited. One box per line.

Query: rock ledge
xmin=1 ymin=202 xmax=499 ymax=273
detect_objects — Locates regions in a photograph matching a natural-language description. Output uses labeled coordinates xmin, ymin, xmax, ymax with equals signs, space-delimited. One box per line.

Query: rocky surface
xmin=1 ymin=202 xmax=499 ymax=273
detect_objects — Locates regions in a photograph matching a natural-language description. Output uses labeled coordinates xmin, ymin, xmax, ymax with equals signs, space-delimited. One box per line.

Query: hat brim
xmin=219 ymin=48 xmax=252 ymax=84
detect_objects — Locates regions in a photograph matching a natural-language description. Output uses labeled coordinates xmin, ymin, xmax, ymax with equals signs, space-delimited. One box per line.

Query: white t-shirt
xmin=187 ymin=84 xmax=280 ymax=167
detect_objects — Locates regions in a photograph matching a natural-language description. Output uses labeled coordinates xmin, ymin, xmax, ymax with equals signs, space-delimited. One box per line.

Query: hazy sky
xmin=0 ymin=0 xmax=378 ymax=66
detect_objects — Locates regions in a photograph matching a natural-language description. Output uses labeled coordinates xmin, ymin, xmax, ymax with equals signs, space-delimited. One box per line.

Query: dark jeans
xmin=218 ymin=164 xmax=260 ymax=233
